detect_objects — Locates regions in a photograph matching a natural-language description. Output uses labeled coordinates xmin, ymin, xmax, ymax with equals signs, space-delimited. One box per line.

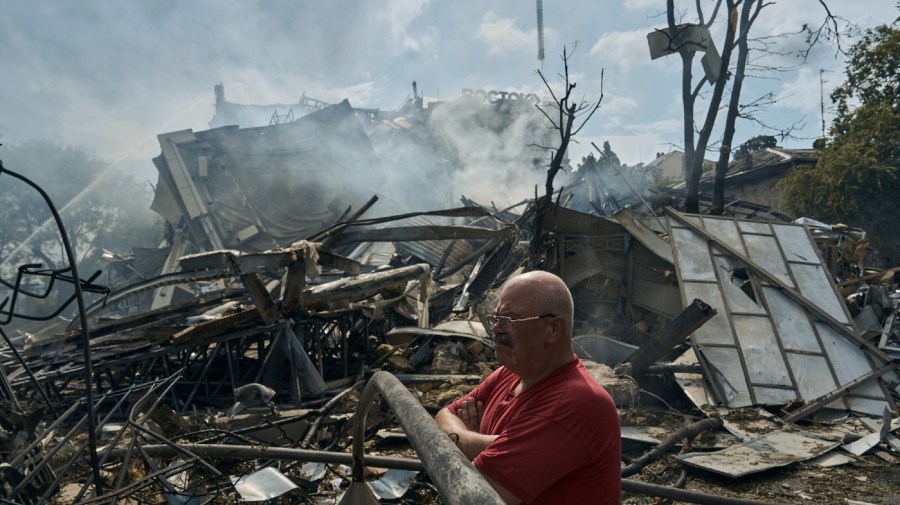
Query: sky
xmin=1 ymin=0 xmax=896 ymax=198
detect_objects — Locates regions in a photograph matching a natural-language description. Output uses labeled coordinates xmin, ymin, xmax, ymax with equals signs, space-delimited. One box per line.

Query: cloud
xmin=589 ymin=29 xmax=653 ymax=71
xmin=624 ymin=0 xmax=663 ymax=11
xmin=379 ymin=0 xmax=429 ymax=55
xmin=1 ymin=0 xmax=892 ymax=201
xmin=476 ymin=11 xmax=533 ymax=56
xmin=773 ymin=66 xmax=826 ymax=116
xmin=602 ymin=95 xmax=638 ymax=116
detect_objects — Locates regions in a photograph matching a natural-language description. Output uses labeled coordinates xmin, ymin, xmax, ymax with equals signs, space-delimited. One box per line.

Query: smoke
xmin=2 ymin=0 xmax=891 ymax=194
xmin=431 ymin=95 xmax=552 ymax=208
xmin=362 ymin=92 xmax=557 ymax=213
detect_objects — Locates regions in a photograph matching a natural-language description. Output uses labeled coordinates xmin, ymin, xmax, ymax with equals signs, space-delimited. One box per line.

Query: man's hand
xmin=435 ymin=402 xmax=519 ymax=504
xmin=435 ymin=402 xmax=497 ymax=461
xmin=455 ymin=397 xmax=484 ymax=432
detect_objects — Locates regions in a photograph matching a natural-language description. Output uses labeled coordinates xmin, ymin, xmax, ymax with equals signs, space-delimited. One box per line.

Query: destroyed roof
xmin=2 ymin=189 xmax=898 ymax=503
xmin=3 ymin=80 xmax=898 ymax=504
xmin=151 ymin=99 xmax=381 ymax=252
xmin=209 ymin=83 xmax=334 ymax=129
xmin=667 ymin=147 xmax=819 ymax=193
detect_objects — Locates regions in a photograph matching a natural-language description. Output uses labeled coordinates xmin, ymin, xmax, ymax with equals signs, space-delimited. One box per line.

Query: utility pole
xmin=536 ymin=0 xmax=545 ymax=65
xmin=820 ymin=69 xmax=826 ymax=139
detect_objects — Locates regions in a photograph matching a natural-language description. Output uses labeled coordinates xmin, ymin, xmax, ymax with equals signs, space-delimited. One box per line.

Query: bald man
xmin=435 ymin=271 xmax=620 ymax=504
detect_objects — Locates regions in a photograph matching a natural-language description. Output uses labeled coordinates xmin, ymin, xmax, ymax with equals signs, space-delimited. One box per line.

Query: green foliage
xmin=782 ymin=99 xmax=900 ymax=261
xmin=0 ymin=140 xmax=161 ymax=273
xmin=783 ymin=22 xmax=900 ymax=262
xmin=831 ymin=23 xmax=900 ymax=135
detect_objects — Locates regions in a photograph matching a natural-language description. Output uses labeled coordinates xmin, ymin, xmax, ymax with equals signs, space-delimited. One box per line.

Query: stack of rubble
xmin=1 ymin=99 xmax=898 ymax=503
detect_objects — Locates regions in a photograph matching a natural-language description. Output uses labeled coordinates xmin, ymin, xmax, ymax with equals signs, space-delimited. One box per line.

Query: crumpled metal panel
xmin=667 ymin=212 xmax=890 ymax=416
xmin=677 ymin=430 xmax=840 ymax=478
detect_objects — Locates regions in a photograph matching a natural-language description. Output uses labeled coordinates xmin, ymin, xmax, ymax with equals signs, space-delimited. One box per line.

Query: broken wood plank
xmin=616 ymin=298 xmax=716 ymax=377
xmin=328 ymin=225 xmax=514 ymax=248
xmin=170 ymin=308 xmax=260 ymax=345
xmin=304 ymin=264 xmax=431 ymax=310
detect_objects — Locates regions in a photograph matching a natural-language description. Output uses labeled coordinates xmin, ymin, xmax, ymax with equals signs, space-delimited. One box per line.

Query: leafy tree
xmin=732 ymin=134 xmax=777 ymax=169
xmin=0 ymin=141 xmax=161 ymax=311
xmin=831 ymin=23 xmax=900 ymax=134
xmin=782 ymin=23 xmax=900 ymax=262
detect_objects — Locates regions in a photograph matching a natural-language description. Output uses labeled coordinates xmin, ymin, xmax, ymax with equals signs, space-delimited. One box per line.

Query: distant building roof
xmin=699 ymin=147 xmax=818 ymax=185
xmin=668 ymin=147 xmax=819 ymax=191
xmin=647 ymin=150 xmax=716 ymax=181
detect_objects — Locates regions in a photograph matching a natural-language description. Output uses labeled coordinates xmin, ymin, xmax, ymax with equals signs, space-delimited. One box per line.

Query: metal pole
xmin=0 ymin=165 xmax=104 ymax=494
xmin=349 ymin=371 xmax=504 ymax=505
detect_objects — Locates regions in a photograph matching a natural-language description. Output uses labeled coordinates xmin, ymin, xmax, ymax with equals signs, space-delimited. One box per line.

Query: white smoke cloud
xmin=0 ymin=0 xmax=893 ymax=189
xmin=476 ymin=11 xmax=534 ymax=57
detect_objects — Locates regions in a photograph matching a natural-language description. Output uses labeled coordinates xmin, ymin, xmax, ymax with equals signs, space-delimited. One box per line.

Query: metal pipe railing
xmin=348 ymin=370 xmax=504 ymax=505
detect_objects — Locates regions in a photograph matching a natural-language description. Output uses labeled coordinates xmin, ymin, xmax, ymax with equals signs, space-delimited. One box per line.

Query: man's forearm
xmin=435 ymin=408 xmax=497 ymax=460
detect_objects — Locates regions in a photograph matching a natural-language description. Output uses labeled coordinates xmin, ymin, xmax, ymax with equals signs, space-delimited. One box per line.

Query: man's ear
xmin=547 ymin=316 xmax=566 ymax=344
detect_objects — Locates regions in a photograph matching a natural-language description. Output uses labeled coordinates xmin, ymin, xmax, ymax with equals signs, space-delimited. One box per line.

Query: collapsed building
xmin=1 ymin=84 xmax=898 ymax=504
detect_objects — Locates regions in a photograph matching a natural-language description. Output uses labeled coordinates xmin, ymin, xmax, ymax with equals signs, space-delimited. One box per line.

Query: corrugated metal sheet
xmin=393 ymin=216 xmax=477 ymax=268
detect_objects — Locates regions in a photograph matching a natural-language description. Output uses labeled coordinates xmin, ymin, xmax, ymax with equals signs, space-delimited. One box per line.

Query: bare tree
xmin=664 ymin=0 xmax=734 ymax=213
xmin=534 ymin=46 xmax=604 ymax=201
xmin=710 ymin=0 xmax=760 ymax=214
xmin=710 ymin=0 xmax=850 ymax=214
xmin=529 ymin=46 xmax=604 ymax=267
xmin=657 ymin=0 xmax=848 ymax=214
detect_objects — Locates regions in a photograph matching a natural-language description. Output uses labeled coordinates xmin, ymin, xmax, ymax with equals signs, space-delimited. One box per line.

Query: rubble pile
xmin=1 ymin=96 xmax=898 ymax=504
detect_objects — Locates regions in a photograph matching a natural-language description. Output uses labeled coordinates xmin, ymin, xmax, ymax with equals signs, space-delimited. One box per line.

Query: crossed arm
xmin=434 ymin=398 xmax=521 ymax=504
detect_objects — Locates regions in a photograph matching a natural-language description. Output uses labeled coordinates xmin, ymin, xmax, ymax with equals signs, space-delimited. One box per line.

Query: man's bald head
xmin=502 ymin=271 xmax=574 ymax=339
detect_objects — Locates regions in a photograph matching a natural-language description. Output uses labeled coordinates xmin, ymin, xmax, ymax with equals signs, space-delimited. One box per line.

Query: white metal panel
xmin=743 ymin=233 xmax=791 ymax=285
xmin=815 ymin=323 xmax=877 ymax=383
xmin=671 ymin=227 xmax=717 ymax=281
xmin=790 ymin=263 xmax=851 ymax=323
xmin=668 ymin=212 xmax=890 ymax=416
xmin=678 ymin=430 xmax=839 ymax=478
xmin=698 ymin=346 xmax=752 ymax=406
xmin=714 ymin=256 xmax=768 ymax=315
xmin=786 ymin=353 xmax=840 ymax=400
xmin=737 ymin=220 xmax=772 ymax=235
xmin=763 ymin=288 xmax=821 ymax=352
xmin=752 ymin=386 xmax=799 ymax=405
xmin=702 ymin=218 xmax=743 ymax=252
xmin=773 ymin=225 xmax=821 ymax=263
xmin=682 ymin=282 xmax=736 ymax=346
xmin=732 ymin=316 xmax=792 ymax=386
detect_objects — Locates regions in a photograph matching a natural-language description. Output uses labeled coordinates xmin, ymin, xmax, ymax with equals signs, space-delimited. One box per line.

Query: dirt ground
xmin=42 ymin=413 xmax=900 ymax=504
xmin=321 ymin=426 xmax=900 ymax=505
xmin=620 ymin=453 xmax=900 ymax=505
xmin=35 ymin=374 xmax=900 ymax=504
xmin=346 ymin=381 xmax=899 ymax=505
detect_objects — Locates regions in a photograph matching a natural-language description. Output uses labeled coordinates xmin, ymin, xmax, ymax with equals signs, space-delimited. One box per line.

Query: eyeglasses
xmin=486 ymin=314 xmax=556 ymax=332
